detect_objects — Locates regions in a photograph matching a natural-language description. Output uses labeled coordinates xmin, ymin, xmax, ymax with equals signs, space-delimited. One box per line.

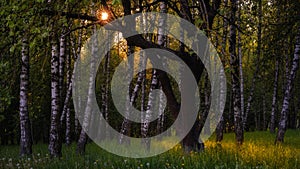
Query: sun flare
xmin=101 ymin=12 xmax=109 ymax=21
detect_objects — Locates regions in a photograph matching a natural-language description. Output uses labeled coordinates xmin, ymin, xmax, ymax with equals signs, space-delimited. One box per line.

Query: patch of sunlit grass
xmin=205 ymin=130 xmax=300 ymax=168
xmin=0 ymin=130 xmax=299 ymax=168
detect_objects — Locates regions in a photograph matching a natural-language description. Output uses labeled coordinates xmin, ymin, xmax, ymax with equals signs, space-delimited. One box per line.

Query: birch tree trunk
xmin=216 ymin=0 xmax=228 ymax=142
xmin=238 ymin=6 xmax=245 ymax=127
xmin=270 ymin=59 xmax=279 ymax=133
xmin=58 ymin=30 xmax=67 ymax=143
xmin=59 ymin=31 xmax=66 ymax=105
xmin=61 ymin=43 xmax=72 ymax=145
xmin=59 ymin=31 xmax=66 ymax=126
xmin=48 ymin=33 xmax=62 ymax=157
xmin=141 ymin=69 xmax=160 ymax=150
xmin=73 ymin=28 xmax=83 ymax=141
xmin=76 ymin=41 xmax=96 ymax=154
xmin=77 ymin=16 xmax=97 ymax=153
xmin=216 ymin=67 xmax=226 ymax=142
xmin=65 ymin=38 xmax=71 ymax=145
xmin=229 ymin=0 xmax=243 ymax=145
xmin=157 ymin=1 xmax=166 ymax=46
xmin=284 ymin=51 xmax=290 ymax=93
xmin=156 ymin=1 xmax=167 ymax=136
xmin=19 ymin=36 xmax=32 ymax=156
xmin=243 ymin=0 xmax=262 ymax=130
xmin=119 ymin=46 xmax=134 ymax=144
xmin=156 ymin=81 xmax=166 ymax=136
xmin=104 ymin=45 xmax=110 ymax=139
xmin=140 ymin=56 xmax=146 ymax=138
xmin=203 ymin=74 xmax=211 ymax=135
xmin=140 ymin=3 xmax=166 ymax=147
xmin=276 ymin=26 xmax=300 ymax=143
xmin=263 ymin=94 xmax=266 ymax=130
xmin=270 ymin=0 xmax=281 ymax=133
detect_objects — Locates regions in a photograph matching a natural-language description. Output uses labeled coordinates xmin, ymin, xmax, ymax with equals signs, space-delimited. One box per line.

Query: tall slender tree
xmin=237 ymin=1 xmax=245 ymax=128
xmin=243 ymin=0 xmax=262 ymax=130
xmin=216 ymin=0 xmax=228 ymax=142
xmin=229 ymin=0 xmax=243 ymax=145
xmin=72 ymin=28 xmax=83 ymax=141
xmin=103 ymin=37 xmax=111 ymax=139
xmin=19 ymin=35 xmax=32 ymax=156
xmin=48 ymin=31 xmax=62 ymax=157
xmin=276 ymin=26 xmax=300 ymax=143
xmin=76 ymin=26 xmax=97 ymax=155
xmin=141 ymin=69 xmax=160 ymax=150
xmin=119 ymin=46 xmax=134 ymax=144
xmin=59 ymin=29 xmax=66 ymax=105
xmin=270 ymin=59 xmax=279 ymax=133
xmin=60 ymin=36 xmax=73 ymax=145
xmin=64 ymin=46 xmax=72 ymax=145
xmin=156 ymin=0 xmax=167 ymax=137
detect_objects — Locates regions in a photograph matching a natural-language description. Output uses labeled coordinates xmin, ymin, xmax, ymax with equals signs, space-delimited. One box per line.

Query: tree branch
xmin=41 ymin=9 xmax=98 ymax=21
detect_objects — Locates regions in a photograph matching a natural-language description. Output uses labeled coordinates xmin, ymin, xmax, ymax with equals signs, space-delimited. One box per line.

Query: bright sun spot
xmin=101 ymin=12 xmax=109 ymax=20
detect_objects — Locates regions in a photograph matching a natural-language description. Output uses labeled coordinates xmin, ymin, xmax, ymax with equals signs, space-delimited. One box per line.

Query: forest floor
xmin=0 ymin=130 xmax=299 ymax=169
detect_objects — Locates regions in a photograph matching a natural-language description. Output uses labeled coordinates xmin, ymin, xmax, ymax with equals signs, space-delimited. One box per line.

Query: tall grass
xmin=0 ymin=130 xmax=299 ymax=169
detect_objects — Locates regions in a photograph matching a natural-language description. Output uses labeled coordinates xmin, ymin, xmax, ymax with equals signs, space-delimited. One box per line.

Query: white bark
xmin=59 ymin=31 xmax=66 ymax=102
xmin=141 ymin=69 xmax=160 ymax=150
xmin=156 ymin=1 xmax=167 ymax=136
xmin=238 ymin=7 xmax=244 ymax=126
xmin=19 ymin=36 xmax=32 ymax=156
xmin=276 ymin=26 xmax=300 ymax=143
xmin=48 ymin=33 xmax=62 ymax=157
xmin=77 ymin=19 xmax=97 ymax=154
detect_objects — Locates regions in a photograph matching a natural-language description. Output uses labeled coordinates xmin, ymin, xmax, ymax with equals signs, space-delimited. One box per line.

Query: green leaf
xmin=194 ymin=18 xmax=203 ymax=27
xmin=9 ymin=31 xmax=14 ymax=37
xmin=9 ymin=45 xmax=15 ymax=53
xmin=112 ymin=0 xmax=121 ymax=5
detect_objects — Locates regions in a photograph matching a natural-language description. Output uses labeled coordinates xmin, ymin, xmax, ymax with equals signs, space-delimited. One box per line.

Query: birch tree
xmin=19 ymin=36 xmax=32 ymax=156
xmin=64 ymin=47 xmax=72 ymax=145
xmin=103 ymin=38 xmax=111 ymax=139
xmin=48 ymin=32 xmax=62 ymax=157
xmin=229 ymin=0 xmax=243 ymax=145
xmin=156 ymin=0 xmax=167 ymax=138
xmin=140 ymin=1 xmax=167 ymax=149
xmin=270 ymin=59 xmax=279 ymax=133
xmin=59 ymin=29 xmax=66 ymax=104
xmin=216 ymin=0 xmax=228 ymax=142
xmin=72 ymin=28 xmax=83 ymax=141
xmin=243 ymin=0 xmax=262 ymax=130
xmin=141 ymin=69 xmax=160 ymax=150
xmin=60 ymin=36 xmax=74 ymax=145
xmin=237 ymin=1 xmax=245 ymax=129
xmin=76 ymin=27 xmax=97 ymax=155
xmin=276 ymin=26 xmax=300 ymax=143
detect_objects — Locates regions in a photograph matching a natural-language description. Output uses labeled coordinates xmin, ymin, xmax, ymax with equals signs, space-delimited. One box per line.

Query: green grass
xmin=0 ymin=130 xmax=299 ymax=169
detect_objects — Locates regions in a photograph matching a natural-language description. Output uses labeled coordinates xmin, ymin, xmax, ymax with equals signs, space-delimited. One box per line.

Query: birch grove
xmin=0 ymin=0 xmax=298 ymax=159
